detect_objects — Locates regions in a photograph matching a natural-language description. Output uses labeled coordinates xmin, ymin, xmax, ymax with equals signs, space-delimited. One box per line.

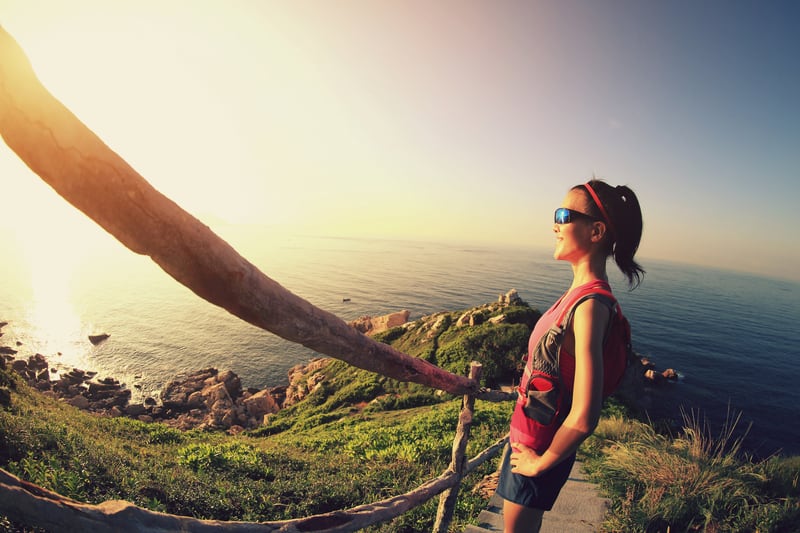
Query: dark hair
xmin=573 ymin=179 xmax=645 ymax=289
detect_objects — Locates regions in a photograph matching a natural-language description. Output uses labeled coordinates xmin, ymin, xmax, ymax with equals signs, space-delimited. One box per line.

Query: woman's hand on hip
xmin=510 ymin=443 xmax=543 ymax=477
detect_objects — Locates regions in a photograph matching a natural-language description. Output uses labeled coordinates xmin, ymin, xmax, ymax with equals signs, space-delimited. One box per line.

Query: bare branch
xmin=0 ymin=25 xmax=478 ymax=397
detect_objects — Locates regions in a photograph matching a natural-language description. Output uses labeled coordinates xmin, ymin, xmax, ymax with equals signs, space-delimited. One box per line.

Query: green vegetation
xmin=2 ymin=299 xmax=799 ymax=532
xmin=581 ymin=404 xmax=800 ymax=532
xmin=0 ymin=360 xmax=510 ymax=531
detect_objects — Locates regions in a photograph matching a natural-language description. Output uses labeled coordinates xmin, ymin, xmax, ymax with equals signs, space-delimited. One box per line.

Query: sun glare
xmin=11 ymin=193 xmax=106 ymax=372
xmin=26 ymin=252 xmax=83 ymax=353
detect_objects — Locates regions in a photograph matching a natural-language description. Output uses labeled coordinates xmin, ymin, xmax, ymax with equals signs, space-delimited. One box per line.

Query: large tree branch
xmin=0 ymin=26 xmax=478 ymax=396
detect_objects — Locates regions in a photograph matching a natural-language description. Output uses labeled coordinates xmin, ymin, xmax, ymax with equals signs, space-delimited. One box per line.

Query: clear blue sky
xmin=1 ymin=0 xmax=798 ymax=281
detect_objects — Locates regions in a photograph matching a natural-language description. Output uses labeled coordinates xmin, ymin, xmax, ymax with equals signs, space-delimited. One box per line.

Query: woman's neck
xmin=568 ymin=257 xmax=608 ymax=290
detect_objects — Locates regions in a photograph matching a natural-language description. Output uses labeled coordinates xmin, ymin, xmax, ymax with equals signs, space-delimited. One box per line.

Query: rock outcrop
xmin=155 ymin=368 xmax=281 ymax=431
xmin=348 ymin=310 xmax=411 ymax=336
xmin=453 ymin=289 xmax=525 ymax=329
xmin=498 ymin=289 xmax=523 ymax=306
xmin=613 ymin=354 xmax=679 ymax=411
xmin=283 ymin=357 xmax=332 ymax=408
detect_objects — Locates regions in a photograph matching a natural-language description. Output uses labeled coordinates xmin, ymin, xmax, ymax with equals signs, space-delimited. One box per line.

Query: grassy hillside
xmin=2 ymin=299 xmax=799 ymax=532
xmin=0 ymin=361 xmax=510 ymax=532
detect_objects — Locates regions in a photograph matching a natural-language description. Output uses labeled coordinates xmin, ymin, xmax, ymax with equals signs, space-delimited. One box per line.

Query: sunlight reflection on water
xmin=10 ymin=217 xmax=111 ymax=376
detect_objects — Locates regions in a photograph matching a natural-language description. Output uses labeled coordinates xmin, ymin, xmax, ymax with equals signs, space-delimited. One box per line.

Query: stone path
xmin=464 ymin=461 xmax=610 ymax=533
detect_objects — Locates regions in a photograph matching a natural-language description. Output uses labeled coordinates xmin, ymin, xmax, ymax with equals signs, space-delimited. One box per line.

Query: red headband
xmin=583 ymin=182 xmax=617 ymax=240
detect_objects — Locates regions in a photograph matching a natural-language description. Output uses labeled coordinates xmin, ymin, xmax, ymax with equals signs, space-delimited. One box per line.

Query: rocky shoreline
xmin=0 ymin=340 xmax=342 ymax=434
xmin=0 ymin=311 xmax=411 ymax=434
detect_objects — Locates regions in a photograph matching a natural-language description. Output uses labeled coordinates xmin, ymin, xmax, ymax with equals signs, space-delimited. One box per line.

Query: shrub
xmin=497 ymin=305 xmax=541 ymax=329
xmin=177 ymin=441 xmax=272 ymax=480
xmin=437 ymin=323 xmax=529 ymax=387
xmin=107 ymin=417 xmax=184 ymax=445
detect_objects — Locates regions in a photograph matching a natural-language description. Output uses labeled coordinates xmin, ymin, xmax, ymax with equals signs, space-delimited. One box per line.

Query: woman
xmin=496 ymin=179 xmax=644 ymax=532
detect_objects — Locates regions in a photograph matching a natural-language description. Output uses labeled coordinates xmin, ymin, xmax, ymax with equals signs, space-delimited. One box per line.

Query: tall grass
xmin=583 ymin=407 xmax=800 ymax=532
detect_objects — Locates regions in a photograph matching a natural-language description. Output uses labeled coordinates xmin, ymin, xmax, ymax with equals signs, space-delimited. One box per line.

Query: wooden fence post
xmin=432 ymin=362 xmax=483 ymax=533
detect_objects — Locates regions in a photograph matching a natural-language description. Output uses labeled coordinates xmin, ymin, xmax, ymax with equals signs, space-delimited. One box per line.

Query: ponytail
xmin=576 ymin=179 xmax=645 ymax=289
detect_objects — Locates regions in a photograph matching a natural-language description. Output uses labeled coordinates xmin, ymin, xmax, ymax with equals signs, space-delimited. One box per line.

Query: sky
xmin=1 ymin=0 xmax=798 ymax=281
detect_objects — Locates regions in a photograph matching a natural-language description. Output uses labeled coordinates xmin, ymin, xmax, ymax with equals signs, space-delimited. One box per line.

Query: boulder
xmin=88 ymin=381 xmax=120 ymax=395
xmin=62 ymin=369 xmax=88 ymax=384
xmin=217 ymin=369 xmax=241 ymax=399
xmin=68 ymin=395 xmax=90 ymax=409
xmin=161 ymin=368 xmax=217 ymax=408
xmin=349 ymin=310 xmax=410 ymax=336
xmin=661 ymin=368 xmax=679 ymax=381
xmin=28 ymin=353 xmax=48 ymax=371
xmin=203 ymin=382 xmax=233 ymax=408
xmin=498 ymin=289 xmax=523 ymax=306
xmin=186 ymin=391 xmax=204 ymax=408
xmin=88 ymin=333 xmax=110 ymax=345
xmin=124 ymin=403 xmax=148 ymax=417
xmin=243 ymin=389 xmax=280 ymax=420
xmin=284 ymin=358 xmax=331 ymax=408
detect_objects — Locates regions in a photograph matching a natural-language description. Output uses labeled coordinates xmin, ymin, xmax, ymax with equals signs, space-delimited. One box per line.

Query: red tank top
xmin=509 ymin=280 xmax=610 ymax=450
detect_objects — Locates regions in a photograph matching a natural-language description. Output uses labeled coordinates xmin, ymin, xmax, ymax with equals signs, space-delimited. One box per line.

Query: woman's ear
xmin=590 ymin=221 xmax=607 ymax=242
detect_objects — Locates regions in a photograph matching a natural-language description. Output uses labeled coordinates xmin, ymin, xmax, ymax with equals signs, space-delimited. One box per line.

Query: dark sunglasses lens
xmin=554 ymin=208 xmax=570 ymax=224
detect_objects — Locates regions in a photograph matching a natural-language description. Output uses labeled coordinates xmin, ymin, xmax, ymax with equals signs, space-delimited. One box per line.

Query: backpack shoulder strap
xmin=555 ymin=282 xmax=617 ymax=328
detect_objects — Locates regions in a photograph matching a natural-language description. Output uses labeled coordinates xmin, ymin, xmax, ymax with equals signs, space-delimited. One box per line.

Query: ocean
xmin=1 ymin=228 xmax=798 ymax=457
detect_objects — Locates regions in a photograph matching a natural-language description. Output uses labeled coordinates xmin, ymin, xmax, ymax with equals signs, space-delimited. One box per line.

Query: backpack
xmin=511 ymin=282 xmax=634 ymax=452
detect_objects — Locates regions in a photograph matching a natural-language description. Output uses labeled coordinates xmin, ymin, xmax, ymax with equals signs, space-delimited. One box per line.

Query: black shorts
xmin=495 ymin=444 xmax=576 ymax=511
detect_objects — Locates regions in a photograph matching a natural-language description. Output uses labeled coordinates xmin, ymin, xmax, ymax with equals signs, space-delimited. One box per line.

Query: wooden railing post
xmin=432 ymin=361 xmax=483 ymax=533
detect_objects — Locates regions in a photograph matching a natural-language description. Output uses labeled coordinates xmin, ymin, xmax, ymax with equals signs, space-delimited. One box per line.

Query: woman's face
xmin=553 ymin=189 xmax=596 ymax=262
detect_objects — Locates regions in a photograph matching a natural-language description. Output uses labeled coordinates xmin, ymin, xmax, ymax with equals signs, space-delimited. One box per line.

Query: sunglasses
xmin=554 ymin=207 xmax=598 ymax=224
